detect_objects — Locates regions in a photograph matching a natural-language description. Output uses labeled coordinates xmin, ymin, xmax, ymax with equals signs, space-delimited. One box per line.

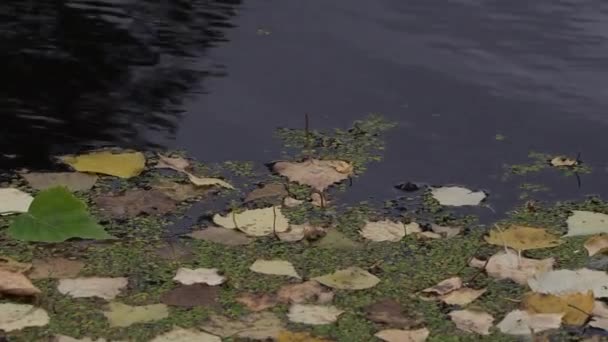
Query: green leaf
xmin=7 ymin=187 xmax=114 ymax=242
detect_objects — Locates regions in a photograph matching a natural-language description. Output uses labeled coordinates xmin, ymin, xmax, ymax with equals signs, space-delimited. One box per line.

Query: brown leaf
xmin=283 ymin=197 xmax=304 ymax=208
xmin=245 ymin=183 xmax=288 ymax=203
xmin=151 ymin=179 xmax=215 ymax=202
xmin=310 ymin=193 xmax=330 ymax=207
xmin=422 ymin=277 xmax=462 ymax=295
xmin=153 ymin=242 xmax=194 ymax=262
xmin=375 ymin=328 xmax=429 ymax=342
xmin=95 ymin=189 xmax=177 ymax=219
xmin=365 ymin=299 xmax=424 ymax=329
xmin=187 ymin=226 xmax=253 ymax=246
xmin=155 ymin=154 xmax=190 ymax=173
xmin=277 ymin=280 xmax=334 ymax=304
xmin=273 ymin=159 xmax=353 ymax=192
xmin=160 ymin=284 xmax=220 ymax=308
xmin=28 ymin=258 xmax=84 ymax=279
xmin=277 ymin=331 xmax=333 ymax=342
xmin=0 ymin=269 xmax=41 ymax=296
xmin=201 ymin=312 xmax=284 ymax=340
xmin=236 ymin=293 xmax=278 ymax=311
xmin=0 ymin=256 xmax=31 ymax=273
xmin=584 ymin=235 xmax=608 ymax=257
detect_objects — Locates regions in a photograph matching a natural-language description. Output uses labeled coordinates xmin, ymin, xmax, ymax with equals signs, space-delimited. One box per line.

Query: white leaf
xmin=497 ymin=310 xmax=562 ymax=336
xmin=287 ymin=304 xmax=344 ymax=325
xmin=527 ymin=268 xmax=608 ymax=298
xmin=0 ymin=303 xmax=49 ymax=332
xmin=173 ymin=268 xmax=226 ymax=286
xmin=469 ymin=249 xmax=554 ymax=285
xmin=249 ymin=259 xmax=301 ymax=279
xmin=57 ymin=277 xmax=128 ymax=300
xmin=360 ymin=220 xmax=405 ymax=242
xmin=565 ymin=211 xmax=608 ymax=237
xmin=449 ymin=310 xmax=494 ymax=335
xmin=0 ymin=188 xmax=33 ymax=215
xmin=431 ymin=186 xmax=485 ymax=206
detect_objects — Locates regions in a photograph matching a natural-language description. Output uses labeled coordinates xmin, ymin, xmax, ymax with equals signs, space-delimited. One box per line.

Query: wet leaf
xmin=173 ymin=267 xmax=225 ymax=286
xmin=550 ymin=156 xmax=577 ymax=167
xmin=0 ymin=188 xmax=33 ymax=215
xmin=249 ymin=259 xmax=301 ymax=279
xmin=0 ymin=269 xmax=40 ymax=296
xmin=585 ymin=235 xmax=608 ymax=256
xmin=160 ymin=284 xmax=220 ymax=308
xmin=431 ymin=186 xmax=485 ymax=206
xmin=527 ymin=268 xmax=608 ymax=298
xmin=365 ymin=299 xmax=423 ymax=328
xmin=315 ymin=229 xmax=360 ymax=249
xmin=566 ymin=211 xmax=608 ymax=237
xmin=430 ymin=224 xmax=461 ymax=238
xmin=449 ymin=310 xmax=493 ymax=335
xmin=102 ymin=302 xmax=169 ymax=327
xmin=469 ymin=249 xmax=554 ymax=285
xmin=313 ymin=267 xmax=380 ymax=290
xmin=522 ymin=291 xmax=594 ymax=326
xmin=422 ymin=277 xmax=462 ymax=296
xmin=287 ymin=304 xmax=344 ymax=325
xmin=277 ymin=280 xmax=334 ymax=304
xmin=57 ymin=277 xmax=128 ymax=300
xmin=150 ymin=328 xmax=220 ymax=342
xmin=213 ymin=206 xmax=289 ymax=236
xmin=21 ymin=172 xmax=98 ymax=192
xmin=374 ymin=328 xmax=429 ymax=342
xmin=497 ymin=310 xmax=562 ymax=336
xmin=484 ymin=225 xmax=563 ymax=251
xmin=8 ymin=187 xmax=113 ymax=242
xmin=0 ymin=303 xmax=49 ymax=332
xmin=28 ymin=257 xmax=85 ymax=279
xmin=236 ymin=293 xmax=278 ymax=311
xmin=245 ymin=183 xmax=288 ymax=203
xmin=273 ymin=159 xmax=353 ymax=192
xmin=151 ymin=179 xmax=215 ymax=202
xmin=440 ymin=288 xmax=486 ymax=306
xmin=60 ymin=151 xmax=145 ymax=178
xmin=277 ymin=331 xmax=333 ymax=342
xmin=0 ymin=256 xmax=31 ymax=273
xmin=154 ymin=154 xmax=190 ymax=173
xmin=360 ymin=220 xmax=405 ymax=242
xmin=187 ymin=226 xmax=252 ymax=246
xmin=95 ymin=189 xmax=176 ymax=219
xmin=187 ymin=172 xmax=234 ymax=189
xmin=200 ymin=312 xmax=284 ymax=340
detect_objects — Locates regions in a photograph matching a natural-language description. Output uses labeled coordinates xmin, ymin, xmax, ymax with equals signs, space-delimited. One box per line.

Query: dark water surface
xmin=3 ymin=0 xmax=608 ymax=217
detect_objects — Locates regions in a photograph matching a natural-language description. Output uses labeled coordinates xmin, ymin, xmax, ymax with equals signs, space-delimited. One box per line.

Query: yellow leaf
xmin=60 ymin=151 xmax=146 ymax=178
xmin=187 ymin=172 xmax=234 ymax=189
xmin=484 ymin=225 xmax=563 ymax=251
xmin=277 ymin=331 xmax=333 ymax=341
xmin=522 ymin=291 xmax=594 ymax=326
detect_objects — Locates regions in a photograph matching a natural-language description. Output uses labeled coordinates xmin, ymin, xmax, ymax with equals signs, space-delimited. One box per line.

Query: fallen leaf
xmin=0 ymin=188 xmax=33 ymax=215
xmin=245 ymin=183 xmax=288 ymax=203
xmin=313 ymin=267 xmax=380 ymax=290
xmin=236 ymin=293 xmax=278 ymax=311
xmin=21 ymin=172 xmax=98 ymax=191
xmin=497 ymin=310 xmax=562 ymax=336
xmin=277 ymin=331 xmax=332 ymax=342
xmin=213 ymin=206 xmax=289 ymax=236
xmin=53 ymin=335 xmax=107 ymax=342
xmin=431 ymin=186 xmax=485 ymax=206
xmin=273 ymin=159 xmax=353 ymax=192
xmin=277 ymin=280 xmax=334 ymax=304
xmin=160 ymin=284 xmax=220 ymax=308
xmin=103 ymin=302 xmax=169 ymax=327
xmin=0 ymin=256 xmax=31 ymax=273
xmin=430 ymin=224 xmax=461 ymax=238
xmin=422 ymin=277 xmax=462 ymax=296
xmin=95 ymin=189 xmax=176 ymax=219
xmin=154 ymin=154 xmax=190 ymax=173
xmin=173 ymin=267 xmax=225 ymax=286
xmin=405 ymin=222 xmax=422 ymax=235
xmin=151 ymin=179 xmax=215 ymax=202
xmin=417 ymin=231 xmax=442 ymax=239
xmin=310 ymin=192 xmax=327 ymax=207
xmin=287 ymin=304 xmax=344 ymax=325
xmin=550 ymin=156 xmax=577 ymax=167
xmin=365 ymin=299 xmax=423 ymax=328
xmin=200 ymin=312 xmax=284 ymax=340
xmin=585 ymin=235 xmax=608 ymax=256
xmin=449 ymin=310 xmax=493 ymax=335
xmin=0 ymin=303 xmax=49 ymax=332
xmin=315 ymin=229 xmax=359 ymax=249
xmin=593 ymin=300 xmax=608 ymax=318
xmin=527 ymin=268 xmax=608 ymax=298
xmin=28 ymin=257 xmax=85 ymax=279
xmin=590 ymin=316 xmax=608 ymax=330
xmin=375 ymin=328 xmax=429 ymax=342
xmin=0 ymin=269 xmax=40 ymax=296
xmin=278 ymin=224 xmax=307 ymax=242
xmin=566 ymin=211 xmax=608 ymax=237
xmin=484 ymin=225 xmax=563 ymax=251
xmin=60 ymin=151 xmax=145 ymax=178
xmin=469 ymin=249 xmax=554 ymax=285
xmin=154 ymin=242 xmax=194 ymax=262
xmin=57 ymin=277 xmax=128 ymax=300
xmin=187 ymin=226 xmax=252 ymax=246
xmin=187 ymin=172 xmax=234 ymax=189
xmin=250 ymin=259 xmax=301 ymax=279
xmin=440 ymin=288 xmax=486 ymax=306
xmin=360 ymin=220 xmax=405 ymax=242
xmin=522 ymin=291 xmax=594 ymax=326
xmin=150 ymin=328 xmax=220 ymax=342
xmin=283 ymin=197 xmax=304 ymax=207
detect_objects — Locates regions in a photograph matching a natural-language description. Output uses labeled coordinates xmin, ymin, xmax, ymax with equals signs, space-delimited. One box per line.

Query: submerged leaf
xmin=21 ymin=172 xmax=98 ymax=191
xmin=287 ymin=304 xmax=344 ymax=325
xmin=245 ymin=183 xmax=288 ymax=203
xmin=522 ymin=291 xmax=594 ymax=326
xmin=374 ymin=328 xmax=429 ymax=342
xmin=360 ymin=220 xmax=405 ymax=242
xmin=151 ymin=179 xmax=215 ymax=202
xmin=57 ymin=277 xmax=128 ymax=300
xmin=60 ymin=151 xmax=145 ymax=178
xmin=273 ymin=159 xmax=353 ymax=192
xmin=484 ymin=225 xmax=562 ymax=251
xmin=213 ymin=206 xmax=289 ymax=236
xmin=313 ymin=267 xmax=380 ymax=290
xmin=315 ymin=229 xmax=360 ymax=249
xmin=0 ymin=303 xmax=49 ymax=332
xmin=431 ymin=186 xmax=485 ymax=206
xmin=103 ymin=302 xmax=169 ymax=327
xmin=0 ymin=188 xmax=33 ymax=215
xmin=566 ymin=211 xmax=608 ymax=237
xmin=8 ymin=187 xmax=113 ymax=242
xmin=528 ymin=268 xmax=608 ymax=298
xmin=95 ymin=189 xmax=176 ymax=219
xmin=469 ymin=249 xmax=554 ymax=285
xmin=187 ymin=226 xmax=252 ymax=246
xmin=249 ymin=259 xmax=301 ymax=279
xmin=497 ymin=310 xmax=562 ymax=336
xmin=550 ymin=156 xmax=577 ymax=167
xmin=449 ymin=310 xmax=493 ymax=335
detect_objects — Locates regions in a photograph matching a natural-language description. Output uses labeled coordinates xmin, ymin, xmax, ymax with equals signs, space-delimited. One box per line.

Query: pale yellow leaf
xmin=360 ymin=220 xmax=405 ymax=242
xmin=431 ymin=186 xmax=485 ymax=206
xmin=151 ymin=327 xmax=220 ymax=342
xmin=497 ymin=310 xmax=562 ymax=336
xmin=213 ymin=206 xmax=289 ymax=236
xmin=313 ymin=267 xmax=380 ymax=290
xmin=0 ymin=303 xmax=49 ymax=332
xmin=249 ymin=259 xmax=301 ymax=279
xmin=200 ymin=312 xmax=284 ymax=340
xmin=287 ymin=304 xmax=344 ymax=325
xmin=522 ymin=291 xmax=594 ymax=326
xmin=60 ymin=151 xmax=145 ymax=178
xmin=187 ymin=172 xmax=233 ymax=189
xmin=375 ymin=328 xmax=429 ymax=342
xmin=449 ymin=310 xmax=493 ymax=335
xmin=527 ymin=268 xmax=608 ymax=298
xmin=103 ymin=302 xmax=169 ymax=327
xmin=440 ymin=288 xmax=486 ymax=306
xmin=484 ymin=225 xmax=562 ymax=251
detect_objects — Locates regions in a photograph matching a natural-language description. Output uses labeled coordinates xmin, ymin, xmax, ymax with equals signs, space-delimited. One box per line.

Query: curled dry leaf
xmin=360 ymin=220 xmax=405 ymax=242
xmin=150 ymin=328 xmax=221 ymax=342
xmin=200 ymin=312 xmax=284 ymax=340
xmin=186 ymin=172 xmax=234 ymax=189
xmin=422 ymin=277 xmax=462 ymax=296
xmin=374 ymin=328 xmax=429 ymax=342
xmin=469 ymin=249 xmax=554 ymax=285
xmin=249 ymin=259 xmax=301 ymax=279
xmin=245 ymin=183 xmax=288 ymax=203
xmin=431 ymin=186 xmax=485 ymax=206
xmin=95 ymin=189 xmax=176 ymax=219
xmin=0 ymin=188 xmax=33 ymax=215
xmin=0 ymin=303 xmax=49 ymax=332
xmin=593 ymin=300 xmax=608 ymax=318
xmin=0 ymin=269 xmax=41 ymax=296
xmin=0 ymin=256 xmax=31 ymax=273
xmin=273 ymin=159 xmax=353 ymax=192
xmin=497 ymin=310 xmax=562 ymax=336
xmin=566 ymin=211 xmax=608 ymax=237
xmin=440 ymin=288 xmax=486 ymax=306
xmin=484 ymin=225 xmax=563 ymax=251
xmin=365 ymin=299 xmax=423 ymax=329
xmin=236 ymin=293 xmax=278 ymax=311
xmin=585 ymin=235 xmax=608 ymax=256
xmin=160 ymin=284 xmax=220 ymax=308
xmin=28 ymin=257 xmax=85 ymax=279
xmin=527 ymin=268 xmax=608 ymax=298
xmin=313 ymin=267 xmax=380 ymax=290
xmin=187 ymin=226 xmax=252 ymax=246
xmin=277 ymin=280 xmax=334 ymax=304
xmin=102 ymin=302 xmax=169 ymax=327
xmin=57 ymin=277 xmax=128 ymax=300
xmin=287 ymin=304 xmax=344 ymax=325
xmin=522 ymin=291 xmax=594 ymax=326
xmin=449 ymin=310 xmax=494 ymax=335
xmin=213 ymin=206 xmax=289 ymax=236
xmin=21 ymin=172 xmax=98 ymax=191
xmin=550 ymin=156 xmax=577 ymax=167
xmin=154 ymin=154 xmax=190 ymax=173
xmin=173 ymin=267 xmax=226 ymax=286
xmin=59 ymin=151 xmax=146 ymax=178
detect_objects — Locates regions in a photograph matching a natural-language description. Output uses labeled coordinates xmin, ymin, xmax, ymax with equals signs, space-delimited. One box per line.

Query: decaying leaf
xmin=522 ymin=291 xmax=594 ymax=326
xmin=153 ymin=242 xmax=194 ymax=262
xmin=154 ymin=154 xmax=190 ymax=173
xmin=0 ymin=256 xmax=31 ymax=273
xmin=431 ymin=186 xmax=485 ymax=206
xmin=150 ymin=328 xmax=221 ymax=342
xmin=22 ymin=172 xmax=98 ymax=192
xmin=550 ymin=156 xmax=577 ymax=167
xmin=374 ymin=328 xmax=429 ymax=342
xmin=213 ymin=206 xmax=289 ymax=236
xmin=236 ymin=293 xmax=278 ymax=311
xmin=469 ymin=249 xmax=554 ymax=285
xmin=313 ymin=267 xmax=380 ymax=290
xmin=276 ymin=331 xmax=332 ymax=342
xmin=315 ymin=229 xmax=359 ymax=249
xmin=160 ymin=284 xmax=220 ymax=308
xmin=277 ymin=280 xmax=334 ymax=304
xmin=430 ymin=224 xmax=461 ymax=238
xmin=151 ymin=179 xmax=215 ymax=202
xmin=497 ymin=310 xmax=562 ymax=336
xmin=60 ymin=151 xmax=146 ymax=178
xmin=484 ymin=225 xmax=563 ymax=251
xmin=566 ymin=211 xmax=608 ymax=237
xmin=440 ymin=288 xmax=486 ymax=306
xmin=186 ymin=173 xmax=234 ymax=189
xmin=28 ymin=257 xmax=85 ymax=279
xmin=0 ymin=303 xmax=49 ymax=332
xmin=0 ymin=269 xmax=41 ymax=296
xmin=527 ymin=268 xmax=608 ymax=298
xmin=103 ymin=302 xmax=169 ymax=327
xmin=57 ymin=277 xmax=128 ymax=300
xmin=585 ymin=235 xmax=608 ymax=256
xmin=422 ymin=277 xmax=462 ymax=296
xmin=95 ymin=189 xmax=176 ymax=219
xmin=250 ymin=259 xmax=301 ymax=279
xmin=0 ymin=188 xmax=33 ymax=215
xmin=449 ymin=310 xmax=493 ymax=335
xmin=287 ymin=304 xmax=344 ymax=325
xmin=200 ymin=312 xmax=284 ymax=340
xmin=360 ymin=220 xmax=405 ymax=242
xmin=187 ymin=226 xmax=252 ymax=246
xmin=273 ymin=159 xmax=353 ymax=192
xmin=245 ymin=183 xmax=288 ymax=203
xmin=365 ymin=299 xmax=423 ymax=328
xmin=173 ymin=268 xmax=225 ymax=286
